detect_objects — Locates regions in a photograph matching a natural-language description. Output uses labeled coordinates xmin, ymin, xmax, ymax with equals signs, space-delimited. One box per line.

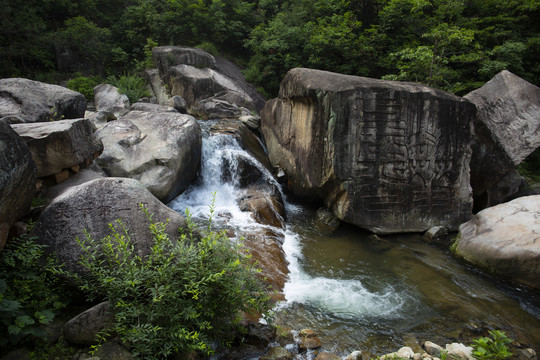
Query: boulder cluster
xmin=1 ymin=45 xmax=540 ymax=359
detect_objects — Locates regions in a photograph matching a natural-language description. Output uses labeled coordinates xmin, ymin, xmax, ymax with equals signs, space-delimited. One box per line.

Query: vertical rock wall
xmin=261 ymin=68 xmax=475 ymax=234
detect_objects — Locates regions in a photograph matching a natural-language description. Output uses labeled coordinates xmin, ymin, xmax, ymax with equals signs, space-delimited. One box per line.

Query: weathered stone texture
xmin=0 ymin=122 xmax=37 ymax=248
xmin=0 ymin=78 xmax=86 ymax=123
xmin=465 ymin=70 xmax=540 ymax=209
xmin=456 ymin=195 xmax=540 ymax=289
xmin=11 ymin=118 xmax=103 ymax=177
xmin=96 ymin=110 xmax=201 ymax=202
xmin=261 ymin=68 xmax=475 ymax=234
xmin=31 ymin=178 xmax=189 ymax=275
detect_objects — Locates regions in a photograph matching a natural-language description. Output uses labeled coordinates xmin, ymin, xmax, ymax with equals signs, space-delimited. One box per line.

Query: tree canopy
xmin=0 ymin=0 xmax=538 ymax=96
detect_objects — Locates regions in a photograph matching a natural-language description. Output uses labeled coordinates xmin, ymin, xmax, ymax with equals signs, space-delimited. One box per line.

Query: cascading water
xmin=169 ymin=121 xmax=540 ymax=357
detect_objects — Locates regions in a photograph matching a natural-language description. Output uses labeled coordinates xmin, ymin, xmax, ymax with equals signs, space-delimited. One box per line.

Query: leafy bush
xmin=0 ymin=235 xmax=68 ymax=348
xmin=196 ymin=41 xmax=219 ymax=56
xmin=107 ymin=74 xmax=150 ymax=104
xmin=471 ymin=330 xmax=513 ymax=360
xmin=70 ymin=202 xmax=272 ymax=359
xmin=66 ymin=75 xmax=103 ymax=101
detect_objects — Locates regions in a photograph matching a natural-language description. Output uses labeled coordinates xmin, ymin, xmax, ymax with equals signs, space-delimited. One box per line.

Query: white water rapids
xmin=168 ymin=123 xmax=415 ymax=323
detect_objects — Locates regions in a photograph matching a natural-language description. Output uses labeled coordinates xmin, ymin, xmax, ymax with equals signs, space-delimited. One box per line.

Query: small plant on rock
xmin=107 ymin=73 xmax=150 ymax=103
xmin=70 ymin=200 xmax=272 ymax=359
xmin=471 ymin=330 xmax=513 ymax=360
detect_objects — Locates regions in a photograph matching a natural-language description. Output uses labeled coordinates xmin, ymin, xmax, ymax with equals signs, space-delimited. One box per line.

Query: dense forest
xmin=1 ymin=0 xmax=539 ymax=97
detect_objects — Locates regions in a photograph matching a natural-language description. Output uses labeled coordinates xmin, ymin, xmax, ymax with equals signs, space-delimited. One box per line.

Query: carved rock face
xmin=261 ymin=68 xmax=475 ymax=234
xmin=464 ymin=70 xmax=540 ymax=210
xmin=96 ymin=110 xmax=202 ymax=203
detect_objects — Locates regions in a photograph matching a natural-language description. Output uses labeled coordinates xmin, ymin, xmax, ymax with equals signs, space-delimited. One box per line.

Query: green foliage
xmin=107 ymin=74 xmax=150 ymax=104
xmin=518 ymin=148 xmax=540 ymax=183
xmin=66 ymin=75 xmax=104 ymax=101
xmin=471 ymin=330 xmax=513 ymax=360
xmin=0 ymin=235 xmax=68 ymax=349
xmin=196 ymin=41 xmax=219 ymax=56
xmin=70 ymin=202 xmax=272 ymax=359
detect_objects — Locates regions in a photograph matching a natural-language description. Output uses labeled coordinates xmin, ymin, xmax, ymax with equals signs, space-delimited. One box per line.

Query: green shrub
xmin=107 ymin=74 xmax=150 ymax=104
xmin=471 ymin=330 xmax=513 ymax=360
xmin=196 ymin=41 xmax=219 ymax=56
xmin=70 ymin=201 xmax=272 ymax=359
xmin=66 ymin=74 xmax=103 ymax=101
xmin=0 ymin=234 xmax=68 ymax=349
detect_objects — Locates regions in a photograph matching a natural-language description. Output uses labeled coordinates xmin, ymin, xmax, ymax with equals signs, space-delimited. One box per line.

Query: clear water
xmin=169 ymin=125 xmax=540 ymax=358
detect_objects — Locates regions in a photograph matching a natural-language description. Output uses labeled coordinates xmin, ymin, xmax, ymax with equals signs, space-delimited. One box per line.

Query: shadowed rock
xmin=465 ymin=70 xmax=540 ymax=210
xmin=0 ymin=122 xmax=37 ymax=248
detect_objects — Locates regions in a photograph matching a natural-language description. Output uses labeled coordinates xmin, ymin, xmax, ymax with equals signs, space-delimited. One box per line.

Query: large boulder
xmin=261 ymin=68 xmax=475 ymax=234
xmin=152 ymin=46 xmax=265 ymax=114
xmin=94 ymin=83 xmax=130 ymax=115
xmin=11 ymin=119 xmax=103 ymax=178
xmin=455 ymin=195 xmax=540 ymax=289
xmin=31 ymin=177 xmax=189 ymax=275
xmin=0 ymin=78 xmax=86 ymax=123
xmin=464 ymin=70 xmax=540 ymax=210
xmin=0 ymin=122 xmax=37 ymax=248
xmin=96 ymin=110 xmax=201 ymax=203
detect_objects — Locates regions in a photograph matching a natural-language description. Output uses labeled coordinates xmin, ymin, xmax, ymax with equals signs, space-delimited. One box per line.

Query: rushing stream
xmin=169 ymin=123 xmax=540 ymax=358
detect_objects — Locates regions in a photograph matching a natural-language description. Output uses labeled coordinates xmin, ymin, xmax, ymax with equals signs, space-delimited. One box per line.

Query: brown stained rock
xmin=315 ymin=352 xmax=341 ymax=360
xmin=242 ymin=227 xmax=288 ymax=296
xmin=298 ymin=329 xmax=322 ymax=351
xmin=262 ymin=68 xmax=474 ymax=234
xmin=238 ymin=188 xmax=285 ymax=229
xmin=260 ymin=346 xmax=293 ymax=360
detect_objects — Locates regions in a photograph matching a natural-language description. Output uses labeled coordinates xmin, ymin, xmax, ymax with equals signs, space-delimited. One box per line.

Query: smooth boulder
xmin=0 ymin=122 xmax=37 ymax=248
xmin=94 ymin=83 xmax=130 ymax=115
xmin=31 ymin=177 xmax=189 ymax=275
xmin=455 ymin=195 xmax=540 ymax=289
xmin=261 ymin=68 xmax=475 ymax=234
xmin=465 ymin=70 xmax=540 ymax=210
xmin=96 ymin=110 xmax=201 ymax=202
xmin=11 ymin=118 xmax=103 ymax=177
xmin=0 ymin=78 xmax=86 ymax=123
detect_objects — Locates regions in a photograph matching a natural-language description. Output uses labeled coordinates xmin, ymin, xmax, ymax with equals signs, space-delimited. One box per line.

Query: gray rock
xmin=167 ymin=65 xmax=256 ymax=113
xmin=0 ymin=78 xmax=86 ymax=123
xmin=465 ymin=71 xmax=540 ymax=210
xmin=145 ymin=68 xmax=172 ymax=106
xmin=261 ymin=346 xmax=293 ymax=360
xmin=96 ymin=110 xmax=201 ymax=202
xmin=314 ymin=352 xmax=341 ymax=360
xmin=191 ymin=97 xmax=242 ymax=119
xmin=423 ymin=226 xmax=448 ymax=243
xmin=86 ymin=110 xmax=117 ymax=130
xmin=445 ymin=343 xmax=474 ymax=360
xmin=396 ymin=347 xmax=415 ymax=359
xmin=11 ymin=118 xmax=103 ymax=177
xmin=474 ymin=168 xmax=529 ymax=211
xmin=0 ymin=115 xmax=24 ymax=125
xmin=315 ymin=207 xmax=341 ymax=234
xmin=455 ymin=195 xmax=540 ymax=289
xmin=45 ymin=165 xmax=106 ymax=200
xmin=423 ymin=341 xmax=443 ymax=357
xmin=0 ymin=122 xmax=37 ymax=248
xmin=152 ymin=46 xmax=216 ymax=80
xmin=64 ymin=302 xmax=114 ymax=346
xmin=30 ymin=177 xmax=189 ymax=275
xmin=94 ymin=84 xmax=130 ymax=115
xmin=92 ymin=341 xmax=134 ymax=360
xmin=261 ymin=68 xmax=474 ymax=234
xmin=345 ymin=350 xmax=363 ymax=360
xmin=130 ymin=102 xmax=177 ymax=113
xmin=0 ymin=348 xmax=31 ymax=360
xmin=172 ymin=95 xmax=188 ymax=114
xmin=239 ymin=114 xmax=261 ymax=130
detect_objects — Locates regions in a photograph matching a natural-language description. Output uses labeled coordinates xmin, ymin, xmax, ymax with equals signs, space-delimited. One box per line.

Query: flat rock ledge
xmin=455 ymin=195 xmax=540 ymax=289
